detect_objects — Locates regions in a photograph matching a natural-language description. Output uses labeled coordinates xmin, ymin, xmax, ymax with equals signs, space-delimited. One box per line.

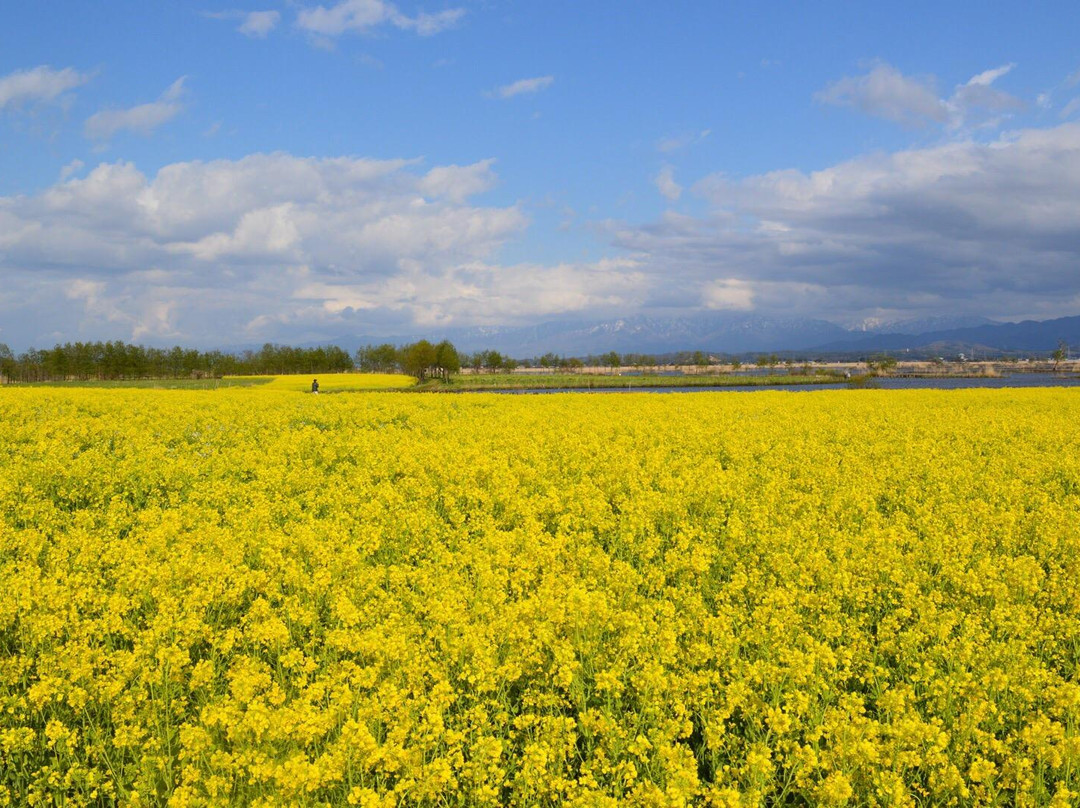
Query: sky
xmin=2 ymin=1 xmax=1080 ymax=350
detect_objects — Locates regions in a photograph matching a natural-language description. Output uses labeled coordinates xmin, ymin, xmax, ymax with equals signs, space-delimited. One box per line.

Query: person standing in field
xmin=311 ymin=379 xmax=319 ymax=394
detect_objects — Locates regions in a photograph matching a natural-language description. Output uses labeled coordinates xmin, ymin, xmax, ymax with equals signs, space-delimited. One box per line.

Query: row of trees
xmin=356 ymin=344 xmax=519 ymax=375
xmin=354 ymin=341 xmax=461 ymax=379
xmin=0 ymin=338 xmax=477 ymax=384
xmin=0 ymin=341 xmax=353 ymax=383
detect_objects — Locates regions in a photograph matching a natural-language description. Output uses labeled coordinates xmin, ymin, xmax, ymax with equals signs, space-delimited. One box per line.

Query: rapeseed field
xmin=226 ymin=374 xmax=415 ymax=392
xmin=1 ymin=388 xmax=1078 ymax=807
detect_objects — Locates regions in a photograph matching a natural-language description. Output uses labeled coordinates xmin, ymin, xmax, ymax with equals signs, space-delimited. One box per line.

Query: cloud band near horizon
xmin=3 ymin=125 xmax=1080 ymax=349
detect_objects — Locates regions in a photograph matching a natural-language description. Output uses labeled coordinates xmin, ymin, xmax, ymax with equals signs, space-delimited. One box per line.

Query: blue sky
xmin=2 ymin=1 xmax=1080 ymax=349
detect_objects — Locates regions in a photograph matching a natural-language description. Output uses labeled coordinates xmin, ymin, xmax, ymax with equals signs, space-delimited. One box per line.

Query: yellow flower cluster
xmin=1 ymin=387 xmax=1078 ymax=806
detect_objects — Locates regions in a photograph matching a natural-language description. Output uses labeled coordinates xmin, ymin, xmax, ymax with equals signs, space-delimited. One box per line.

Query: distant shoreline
xmin=417 ymin=373 xmax=837 ymax=392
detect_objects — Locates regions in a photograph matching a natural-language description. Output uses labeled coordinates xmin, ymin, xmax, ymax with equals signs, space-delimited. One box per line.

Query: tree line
xmin=356 ymin=343 xmax=524 ymax=376
xmin=0 ymin=339 xmax=472 ymax=383
xmin=0 ymin=341 xmax=354 ymax=383
xmin=358 ymin=341 xmax=462 ymax=381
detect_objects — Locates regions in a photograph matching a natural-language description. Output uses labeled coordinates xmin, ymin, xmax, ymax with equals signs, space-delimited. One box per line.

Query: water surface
xmin=497 ymin=373 xmax=1080 ymax=394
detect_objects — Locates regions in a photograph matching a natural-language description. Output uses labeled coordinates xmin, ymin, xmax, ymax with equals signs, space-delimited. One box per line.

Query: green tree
xmin=401 ymin=340 xmax=437 ymax=380
xmin=356 ymin=344 xmax=400 ymax=373
xmin=479 ymin=350 xmax=504 ymax=371
xmin=433 ymin=340 xmax=461 ymax=380
xmin=1052 ymin=340 xmax=1068 ymax=372
xmin=538 ymin=352 xmax=560 ymax=369
xmin=0 ymin=343 xmax=14 ymax=383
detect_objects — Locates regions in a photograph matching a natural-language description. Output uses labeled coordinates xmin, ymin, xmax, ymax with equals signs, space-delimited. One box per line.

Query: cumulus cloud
xmin=296 ymin=0 xmax=464 ymax=37
xmin=294 ymin=256 xmax=647 ymax=329
xmin=489 ymin=76 xmax=554 ymax=99
xmin=417 ymin=158 xmax=498 ymax=202
xmin=84 ymin=77 xmax=187 ymax=140
xmin=654 ymin=165 xmax=682 ymax=201
xmin=817 ymin=61 xmax=1023 ymax=130
xmin=8 ymin=126 xmax=1080 ymax=347
xmin=0 ymin=65 xmax=91 ymax=111
xmin=0 ymin=152 xmax=538 ymax=345
xmin=611 ymin=123 xmax=1080 ymax=323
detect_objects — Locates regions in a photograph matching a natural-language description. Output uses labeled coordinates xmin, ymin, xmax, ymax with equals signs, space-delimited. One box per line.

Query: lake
xmin=498 ymin=373 xmax=1080 ymax=394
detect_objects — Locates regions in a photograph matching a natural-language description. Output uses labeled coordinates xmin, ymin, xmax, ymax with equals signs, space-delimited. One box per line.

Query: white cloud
xmin=418 ymin=159 xmax=498 ymax=202
xmin=10 ymin=125 xmax=1080 ymax=346
xmin=406 ymin=8 xmax=465 ymax=35
xmin=654 ymin=165 xmax=682 ymax=201
xmin=816 ymin=63 xmax=946 ymax=126
xmin=967 ymin=63 xmax=1015 ymax=87
xmin=946 ymin=63 xmax=1023 ymax=129
xmin=295 ymin=257 xmax=646 ymax=327
xmin=58 ymin=159 xmax=85 ymax=181
xmin=0 ymin=152 xmax=536 ymax=345
xmin=702 ymin=279 xmax=754 ymax=311
xmin=297 ymin=0 xmax=395 ymax=33
xmin=490 ymin=75 xmax=554 ymax=99
xmin=612 ymin=123 xmax=1080 ymax=323
xmin=817 ymin=61 xmax=1024 ymax=130
xmin=239 ymin=10 xmax=281 ymax=37
xmin=0 ymin=65 xmax=91 ymax=111
xmin=205 ymin=9 xmax=281 ymax=37
xmin=84 ymin=77 xmax=187 ymax=140
xmin=296 ymin=0 xmax=464 ymax=37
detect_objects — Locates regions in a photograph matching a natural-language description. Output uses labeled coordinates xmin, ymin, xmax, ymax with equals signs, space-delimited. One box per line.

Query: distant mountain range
xmin=814 ymin=315 xmax=1080 ymax=356
xmin=308 ymin=313 xmax=1080 ymax=358
xmin=327 ymin=313 xmax=850 ymax=356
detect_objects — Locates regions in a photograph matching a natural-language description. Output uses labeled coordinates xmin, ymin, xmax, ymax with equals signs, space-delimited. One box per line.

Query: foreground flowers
xmin=1 ymin=388 xmax=1078 ymax=806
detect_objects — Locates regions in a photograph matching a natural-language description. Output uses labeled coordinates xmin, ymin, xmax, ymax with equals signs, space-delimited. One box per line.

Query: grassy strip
xmin=417 ymin=372 xmax=841 ymax=391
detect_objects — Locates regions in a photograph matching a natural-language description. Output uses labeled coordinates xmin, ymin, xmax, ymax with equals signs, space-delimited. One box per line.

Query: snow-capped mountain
xmin=851 ymin=315 xmax=998 ymax=334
